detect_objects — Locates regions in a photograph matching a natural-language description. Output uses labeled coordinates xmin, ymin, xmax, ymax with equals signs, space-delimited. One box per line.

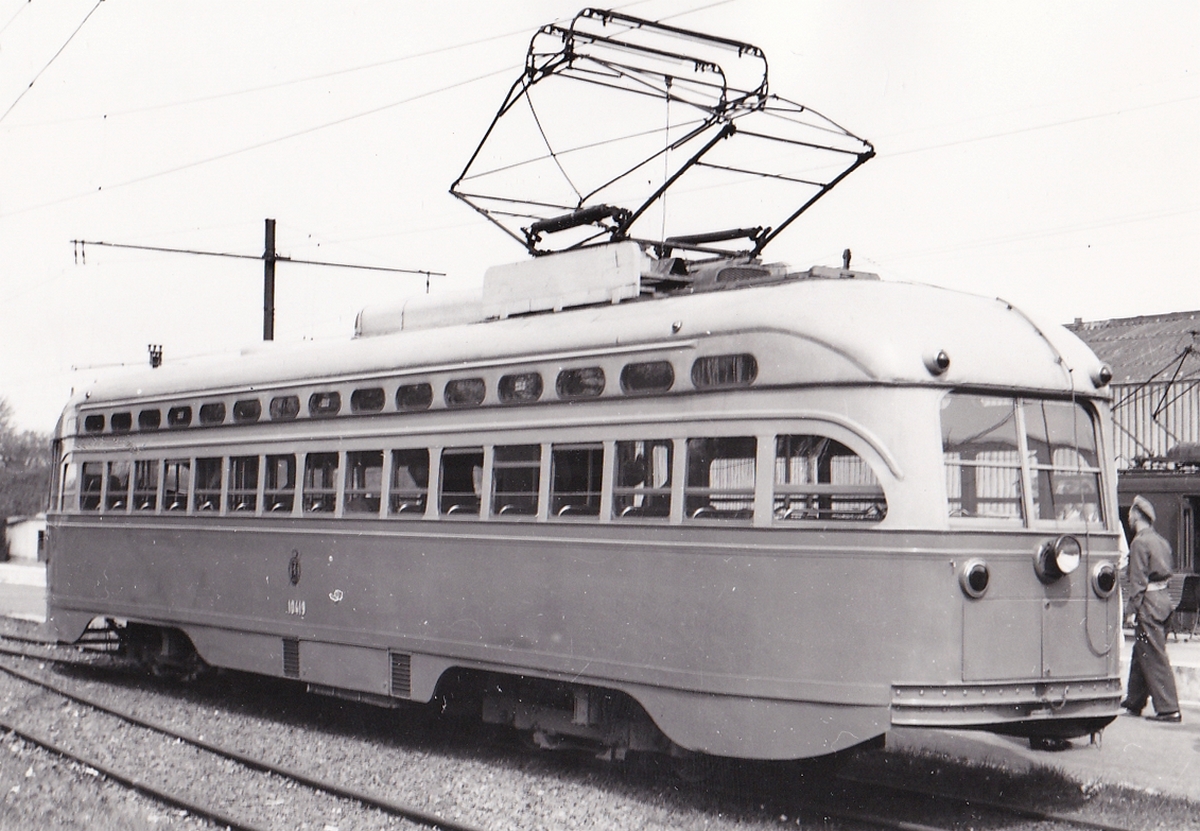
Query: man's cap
xmin=1132 ymin=495 xmax=1156 ymax=524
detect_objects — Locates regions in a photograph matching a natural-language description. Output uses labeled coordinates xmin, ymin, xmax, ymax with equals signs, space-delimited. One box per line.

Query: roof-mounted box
xmin=482 ymin=242 xmax=645 ymax=319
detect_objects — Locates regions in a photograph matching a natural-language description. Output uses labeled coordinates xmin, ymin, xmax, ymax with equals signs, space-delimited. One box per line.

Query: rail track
xmin=0 ymin=629 xmax=1171 ymax=831
xmin=0 ymin=638 xmax=487 ymax=831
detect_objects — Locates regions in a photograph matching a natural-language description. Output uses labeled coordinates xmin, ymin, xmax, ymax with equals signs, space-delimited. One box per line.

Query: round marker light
xmin=1091 ymin=561 xmax=1117 ymax=598
xmin=1034 ymin=535 xmax=1082 ymax=583
xmin=1092 ymin=364 xmax=1113 ymax=388
xmin=959 ymin=559 xmax=990 ymax=598
xmin=924 ymin=350 xmax=951 ymax=376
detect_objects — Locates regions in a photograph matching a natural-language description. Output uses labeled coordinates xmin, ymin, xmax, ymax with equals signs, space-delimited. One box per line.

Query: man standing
xmin=1121 ymin=495 xmax=1181 ymax=723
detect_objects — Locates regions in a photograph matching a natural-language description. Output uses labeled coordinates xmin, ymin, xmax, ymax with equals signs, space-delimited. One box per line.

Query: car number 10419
xmin=287 ymin=599 xmax=306 ymax=616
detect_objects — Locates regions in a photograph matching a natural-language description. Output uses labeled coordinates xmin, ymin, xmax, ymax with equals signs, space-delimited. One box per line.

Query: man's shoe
xmin=1119 ymin=700 xmax=1142 ymax=716
xmin=1146 ymin=711 xmax=1182 ymax=723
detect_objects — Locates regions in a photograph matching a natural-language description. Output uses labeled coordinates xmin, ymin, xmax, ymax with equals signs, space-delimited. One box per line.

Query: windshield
xmin=942 ymin=393 xmax=1104 ymax=528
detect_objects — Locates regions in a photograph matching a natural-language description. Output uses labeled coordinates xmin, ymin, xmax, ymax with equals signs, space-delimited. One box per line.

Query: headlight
xmin=959 ymin=559 xmax=990 ymax=598
xmin=1091 ymin=561 xmax=1117 ymax=598
xmin=1034 ymin=535 xmax=1082 ymax=583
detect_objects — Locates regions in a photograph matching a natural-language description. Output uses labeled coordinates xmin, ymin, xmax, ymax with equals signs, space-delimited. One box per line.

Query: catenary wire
xmin=0 ymin=62 xmax=518 ymax=221
xmin=0 ymin=0 xmax=33 ymax=39
xmin=0 ymin=0 xmax=104 ymax=125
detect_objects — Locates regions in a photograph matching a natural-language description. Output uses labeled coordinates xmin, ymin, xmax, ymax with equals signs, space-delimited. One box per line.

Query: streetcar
xmin=46 ymin=241 xmax=1122 ymax=760
xmin=45 ymin=9 xmax=1122 ymax=761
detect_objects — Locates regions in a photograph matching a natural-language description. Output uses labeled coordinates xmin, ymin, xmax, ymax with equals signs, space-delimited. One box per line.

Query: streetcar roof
xmin=66 ymin=263 xmax=1108 ymax=415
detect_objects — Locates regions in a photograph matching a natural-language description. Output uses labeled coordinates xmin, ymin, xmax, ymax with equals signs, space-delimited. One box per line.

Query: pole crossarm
xmin=69 ymin=239 xmax=444 ymax=277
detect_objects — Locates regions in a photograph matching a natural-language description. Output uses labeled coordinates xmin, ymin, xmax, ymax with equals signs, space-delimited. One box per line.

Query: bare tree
xmin=0 ymin=398 xmax=53 ymax=520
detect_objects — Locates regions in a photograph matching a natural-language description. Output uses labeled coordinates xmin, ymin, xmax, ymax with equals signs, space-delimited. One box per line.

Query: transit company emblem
xmin=288 ymin=550 xmax=301 ymax=586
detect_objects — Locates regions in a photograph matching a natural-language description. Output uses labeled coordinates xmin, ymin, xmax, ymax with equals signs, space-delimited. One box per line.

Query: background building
xmin=1070 ymin=312 xmax=1200 ymax=582
xmin=3 ymin=514 xmax=46 ymax=563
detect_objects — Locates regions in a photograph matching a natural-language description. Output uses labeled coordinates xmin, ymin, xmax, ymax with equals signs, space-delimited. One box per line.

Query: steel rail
xmin=0 ymin=634 xmax=1144 ymax=831
xmin=0 ymin=649 xmax=489 ymax=831
xmin=0 ymin=698 xmax=268 ymax=831
xmin=833 ymin=772 xmax=1139 ymax=831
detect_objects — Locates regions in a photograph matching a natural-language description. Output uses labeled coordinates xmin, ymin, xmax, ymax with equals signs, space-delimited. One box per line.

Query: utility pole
xmin=72 ymin=222 xmax=444 ymax=345
xmin=263 ymin=218 xmax=277 ymax=341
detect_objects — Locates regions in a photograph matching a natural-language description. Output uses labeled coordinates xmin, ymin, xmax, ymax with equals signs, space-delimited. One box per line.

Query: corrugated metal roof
xmin=1067 ymin=311 xmax=1200 ymax=385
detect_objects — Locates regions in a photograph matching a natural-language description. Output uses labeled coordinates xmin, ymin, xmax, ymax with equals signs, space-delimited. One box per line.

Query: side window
xmin=556 ymin=367 xmax=605 ymax=399
xmin=106 ymin=461 xmax=131 ymax=511
xmin=195 ymin=458 xmax=223 ymax=511
xmin=691 ymin=354 xmax=757 ymax=389
xmin=59 ymin=462 xmax=79 ymax=513
xmin=303 ymin=452 xmax=339 ymax=513
xmin=551 ymin=443 xmax=603 ymax=518
xmin=345 ymin=451 xmax=383 ymax=514
xmin=133 ymin=460 xmax=160 ymax=511
xmin=270 ymin=396 xmax=300 ymax=421
xmin=80 ymin=461 xmax=103 ymax=511
xmin=350 ymin=388 xmax=386 ymax=413
xmin=445 ymin=379 xmax=486 ymax=408
xmin=498 ymin=373 xmax=543 ymax=404
xmin=396 ymin=383 xmax=433 ymax=411
xmin=228 ymin=456 xmax=259 ymax=512
xmin=390 ymin=449 xmax=429 ymax=516
xmin=164 ymin=460 xmax=190 ymax=511
xmin=774 ymin=435 xmax=886 ymax=522
xmin=199 ymin=402 xmax=226 ymax=425
xmin=941 ymin=394 xmax=1024 ymax=522
xmin=620 ymin=361 xmax=674 ymax=394
xmin=492 ymin=445 xmax=540 ymax=517
xmin=264 ymin=455 xmax=296 ymax=513
xmin=439 ymin=448 xmax=483 ymax=516
xmin=685 ymin=437 xmax=755 ymax=521
xmin=233 ymin=399 xmax=262 ymax=423
xmin=613 ymin=440 xmax=672 ymax=519
xmin=309 ymin=392 xmax=342 ymax=418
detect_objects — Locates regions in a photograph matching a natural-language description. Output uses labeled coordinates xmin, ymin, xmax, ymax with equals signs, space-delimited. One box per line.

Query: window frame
xmin=941 ymin=392 xmax=1106 ymax=530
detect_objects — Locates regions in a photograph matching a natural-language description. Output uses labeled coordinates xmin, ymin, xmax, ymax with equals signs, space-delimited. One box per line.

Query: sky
xmin=0 ymin=0 xmax=1196 ymax=432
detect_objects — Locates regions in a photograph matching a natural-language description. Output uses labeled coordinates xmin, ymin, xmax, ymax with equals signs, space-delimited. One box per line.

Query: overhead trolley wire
xmin=0 ymin=62 xmax=518 ymax=221
xmin=2 ymin=18 xmax=544 ymax=129
xmin=0 ymin=0 xmax=33 ymax=40
xmin=883 ymin=91 xmax=1200 ymax=159
xmin=0 ymin=0 xmax=104 ymax=126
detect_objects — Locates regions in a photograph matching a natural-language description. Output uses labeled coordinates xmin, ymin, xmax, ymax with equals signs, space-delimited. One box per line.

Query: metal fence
xmin=1112 ymin=379 xmax=1200 ymax=468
